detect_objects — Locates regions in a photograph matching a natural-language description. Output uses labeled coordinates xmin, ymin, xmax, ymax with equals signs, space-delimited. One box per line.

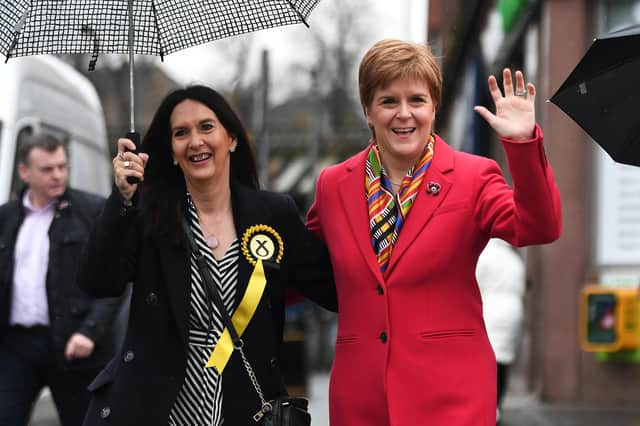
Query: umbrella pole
xmin=128 ymin=0 xmax=136 ymax=133
xmin=124 ymin=0 xmax=141 ymax=185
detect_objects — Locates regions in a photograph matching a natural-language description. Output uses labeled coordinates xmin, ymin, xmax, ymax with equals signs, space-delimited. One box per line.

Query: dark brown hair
xmin=18 ymin=133 xmax=66 ymax=165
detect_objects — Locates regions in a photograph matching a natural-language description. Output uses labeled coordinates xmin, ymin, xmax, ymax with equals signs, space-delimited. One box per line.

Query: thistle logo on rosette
xmin=241 ymin=224 xmax=284 ymax=266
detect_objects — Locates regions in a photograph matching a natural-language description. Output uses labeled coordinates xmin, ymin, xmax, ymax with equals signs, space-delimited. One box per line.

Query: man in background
xmin=0 ymin=133 xmax=121 ymax=425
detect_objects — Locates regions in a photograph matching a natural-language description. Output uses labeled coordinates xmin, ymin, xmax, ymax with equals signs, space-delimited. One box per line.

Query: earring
xmin=230 ymin=145 xmax=236 ymax=153
xmin=172 ymin=158 xmax=178 ymax=166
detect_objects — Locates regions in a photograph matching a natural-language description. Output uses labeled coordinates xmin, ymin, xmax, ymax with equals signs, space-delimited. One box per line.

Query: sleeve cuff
xmin=499 ymin=123 xmax=543 ymax=145
xmin=105 ymin=186 xmax=139 ymax=219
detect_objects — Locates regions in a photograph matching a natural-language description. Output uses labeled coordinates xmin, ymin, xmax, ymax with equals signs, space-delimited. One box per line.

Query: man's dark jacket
xmin=0 ymin=187 xmax=122 ymax=369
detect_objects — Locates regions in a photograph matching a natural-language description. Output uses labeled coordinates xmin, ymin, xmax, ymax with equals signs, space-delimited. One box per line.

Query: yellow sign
xmin=581 ymin=285 xmax=640 ymax=352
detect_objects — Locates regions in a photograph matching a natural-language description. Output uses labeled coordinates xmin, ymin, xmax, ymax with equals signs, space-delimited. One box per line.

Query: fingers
xmin=473 ymin=106 xmax=496 ymax=126
xmin=64 ymin=334 xmax=95 ymax=360
xmin=139 ymin=152 xmax=150 ymax=168
xmin=514 ymin=70 xmax=525 ymax=95
xmin=113 ymin=138 xmax=146 ymax=182
xmin=487 ymin=75 xmax=502 ymax=104
xmin=64 ymin=340 xmax=74 ymax=360
xmin=117 ymin=137 xmax=136 ymax=154
xmin=527 ymin=82 xmax=536 ymax=100
xmin=488 ymin=69 xmax=535 ymax=101
xmin=113 ymin=155 xmax=144 ymax=183
xmin=503 ymin=68 xmax=514 ymax=97
xmin=112 ymin=138 xmax=146 ymax=199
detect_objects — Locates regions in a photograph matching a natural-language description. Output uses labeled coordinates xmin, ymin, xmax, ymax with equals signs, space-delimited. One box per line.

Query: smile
xmin=392 ymin=127 xmax=416 ymax=135
xmin=189 ymin=153 xmax=212 ymax=162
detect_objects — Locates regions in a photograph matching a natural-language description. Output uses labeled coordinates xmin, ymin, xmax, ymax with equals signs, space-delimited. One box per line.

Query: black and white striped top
xmin=168 ymin=200 xmax=239 ymax=425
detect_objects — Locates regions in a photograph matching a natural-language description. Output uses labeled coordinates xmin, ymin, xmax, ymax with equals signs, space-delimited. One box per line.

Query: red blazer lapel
xmin=385 ymin=136 xmax=455 ymax=277
xmin=337 ymin=147 xmax=386 ymax=286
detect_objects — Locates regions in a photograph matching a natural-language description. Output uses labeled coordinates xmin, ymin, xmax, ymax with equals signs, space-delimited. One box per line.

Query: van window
xmin=68 ymin=138 xmax=111 ymax=196
xmin=9 ymin=127 xmax=34 ymax=200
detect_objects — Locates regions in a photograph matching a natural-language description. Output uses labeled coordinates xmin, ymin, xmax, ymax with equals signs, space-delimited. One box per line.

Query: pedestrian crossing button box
xmin=580 ymin=285 xmax=639 ymax=352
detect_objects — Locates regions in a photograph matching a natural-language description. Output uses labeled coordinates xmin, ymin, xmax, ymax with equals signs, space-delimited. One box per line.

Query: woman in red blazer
xmin=307 ymin=39 xmax=561 ymax=426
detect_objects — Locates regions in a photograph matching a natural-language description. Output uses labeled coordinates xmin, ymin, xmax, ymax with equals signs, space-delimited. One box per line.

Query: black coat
xmin=78 ymin=183 xmax=336 ymax=425
xmin=0 ymin=188 xmax=123 ymax=369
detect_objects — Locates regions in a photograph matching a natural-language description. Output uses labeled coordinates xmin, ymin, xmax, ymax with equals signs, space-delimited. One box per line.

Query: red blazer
xmin=307 ymin=127 xmax=561 ymax=426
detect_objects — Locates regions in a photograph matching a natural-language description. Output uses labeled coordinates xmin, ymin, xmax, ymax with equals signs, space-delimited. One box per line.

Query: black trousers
xmin=0 ymin=326 xmax=99 ymax=426
xmin=497 ymin=362 xmax=510 ymax=408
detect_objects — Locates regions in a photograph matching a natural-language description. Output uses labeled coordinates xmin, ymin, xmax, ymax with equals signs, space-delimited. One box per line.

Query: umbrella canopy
xmin=1 ymin=0 xmax=317 ymax=59
xmin=0 ymin=0 xmax=320 ymax=132
xmin=549 ymin=24 xmax=640 ymax=167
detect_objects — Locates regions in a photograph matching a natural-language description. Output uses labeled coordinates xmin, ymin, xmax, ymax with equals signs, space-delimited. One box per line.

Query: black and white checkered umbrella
xmin=0 ymin=0 xmax=320 ymax=134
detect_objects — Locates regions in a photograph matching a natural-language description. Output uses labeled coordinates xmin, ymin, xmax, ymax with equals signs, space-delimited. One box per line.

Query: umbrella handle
xmin=125 ymin=131 xmax=141 ymax=185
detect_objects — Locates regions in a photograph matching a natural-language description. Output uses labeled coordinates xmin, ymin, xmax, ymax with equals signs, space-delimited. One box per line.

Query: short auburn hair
xmin=358 ymin=39 xmax=442 ymax=111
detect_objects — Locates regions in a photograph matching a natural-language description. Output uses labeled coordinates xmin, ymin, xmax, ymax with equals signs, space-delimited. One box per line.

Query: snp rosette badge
xmin=241 ymin=225 xmax=284 ymax=266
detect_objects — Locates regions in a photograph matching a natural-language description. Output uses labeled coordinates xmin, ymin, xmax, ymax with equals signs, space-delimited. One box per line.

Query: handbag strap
xmin=180 ymin=216 xmax=273 ymax=422
xmin=181 ymin=215 xmax=241 ymax=345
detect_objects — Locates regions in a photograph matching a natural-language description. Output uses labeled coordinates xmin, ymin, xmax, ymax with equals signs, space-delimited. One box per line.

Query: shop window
xmin=604 ymin=0 xmax=640 ymax=31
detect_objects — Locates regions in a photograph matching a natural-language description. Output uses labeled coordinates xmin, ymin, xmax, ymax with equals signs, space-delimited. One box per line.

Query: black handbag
xmin=260 ymin=396 xmax=311 ymax=426
xmin=182 ymin=218 xmax=312 ymax=426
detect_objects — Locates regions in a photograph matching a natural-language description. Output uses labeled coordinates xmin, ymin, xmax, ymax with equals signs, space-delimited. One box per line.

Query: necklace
xmin=204 ymin=235 xmax=219 ymax=249
xmin=187 ymin=193 xmax=229 ymax=251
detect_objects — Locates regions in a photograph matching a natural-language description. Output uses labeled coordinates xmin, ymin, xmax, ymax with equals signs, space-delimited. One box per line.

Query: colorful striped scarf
xmin=365 ymin=137 xmax=434 ymax=273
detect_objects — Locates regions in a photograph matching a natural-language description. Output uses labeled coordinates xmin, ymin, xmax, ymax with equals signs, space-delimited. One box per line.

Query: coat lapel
xmin=385 ymin=136 xmax=455 ymax=277
xmin=229 ymin=183 xmax=267 ymax=312
xmin=337 ymin=147 xmax=386 ymax=286
xmin=154 ymin=183 xmax=263 ymax=348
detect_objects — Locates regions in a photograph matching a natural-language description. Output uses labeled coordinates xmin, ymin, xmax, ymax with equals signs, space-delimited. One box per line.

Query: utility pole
xmin=256 ymin=49 xmax=270 ymax=189
xmin=306 ymin=67 xmax=322 ymax=209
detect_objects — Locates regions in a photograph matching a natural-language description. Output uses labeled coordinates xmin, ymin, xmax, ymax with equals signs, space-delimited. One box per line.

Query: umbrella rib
xmin=4 ymin=6 xmax=29 ymax=62
xmin=557 ymin=39 xmax=640 ymax=92
xmin=151 ymin=0 xmax=165 ymax=60
xmin=585 ymin=55 xmax=639 ymax=82
xmin=284 ymin=0 xmax=310 ymax=27
xmin=81 ymin=25 xmax=100 ymax=71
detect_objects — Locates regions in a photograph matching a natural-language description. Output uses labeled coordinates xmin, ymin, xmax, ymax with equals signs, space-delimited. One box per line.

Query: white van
xmin=0 ymin=55 xmax=111 ymax=203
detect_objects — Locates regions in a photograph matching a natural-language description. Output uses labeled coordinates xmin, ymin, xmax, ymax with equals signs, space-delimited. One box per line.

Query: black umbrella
xmin=549 ymin=24 xmax=640 ymax=166
xmin=0 ymin=0 xmax=319 ymax=138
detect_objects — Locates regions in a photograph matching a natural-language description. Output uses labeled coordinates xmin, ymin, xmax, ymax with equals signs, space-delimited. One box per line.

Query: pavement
xmin=499 ymin=394 xmax=640 ymax=426
xmin=29 ymin=373 xmax=640 ymax=425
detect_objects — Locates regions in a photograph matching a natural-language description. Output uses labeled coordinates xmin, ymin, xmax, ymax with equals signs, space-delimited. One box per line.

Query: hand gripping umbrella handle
xmin=125 ymin=131 xmax=141 ymax=185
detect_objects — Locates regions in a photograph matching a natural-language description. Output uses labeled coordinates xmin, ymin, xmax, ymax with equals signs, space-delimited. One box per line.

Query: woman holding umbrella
xmin=307 ymin=39 xmax=562 ymax=425
xmin=77 ymin=85 xmax=336 ymax=425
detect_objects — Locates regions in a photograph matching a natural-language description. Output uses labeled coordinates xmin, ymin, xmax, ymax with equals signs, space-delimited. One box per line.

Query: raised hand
xmin=113 ymin=137 xmax=149 ymax=200
xmin=474 ymin=68 xmax=536 ymax=141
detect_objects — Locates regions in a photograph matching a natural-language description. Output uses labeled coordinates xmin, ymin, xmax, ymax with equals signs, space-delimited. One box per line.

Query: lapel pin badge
xmin=427 ymin=181 xmax=441 ymax=196
xmin=241 ymin=224 xmax=284 ymax=266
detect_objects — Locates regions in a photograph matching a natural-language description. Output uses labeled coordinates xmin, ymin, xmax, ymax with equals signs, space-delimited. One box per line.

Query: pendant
xmin=205 ymin=235 xmax=219 ymax=249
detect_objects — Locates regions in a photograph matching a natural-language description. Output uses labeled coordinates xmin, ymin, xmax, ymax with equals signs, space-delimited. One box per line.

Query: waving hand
xmin=474 ymin=68 xmax=536 ymax=141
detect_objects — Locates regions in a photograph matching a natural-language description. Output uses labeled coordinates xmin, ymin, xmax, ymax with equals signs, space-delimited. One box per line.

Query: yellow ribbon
xmin=205 ymin=259 xmax=267 ymax=372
